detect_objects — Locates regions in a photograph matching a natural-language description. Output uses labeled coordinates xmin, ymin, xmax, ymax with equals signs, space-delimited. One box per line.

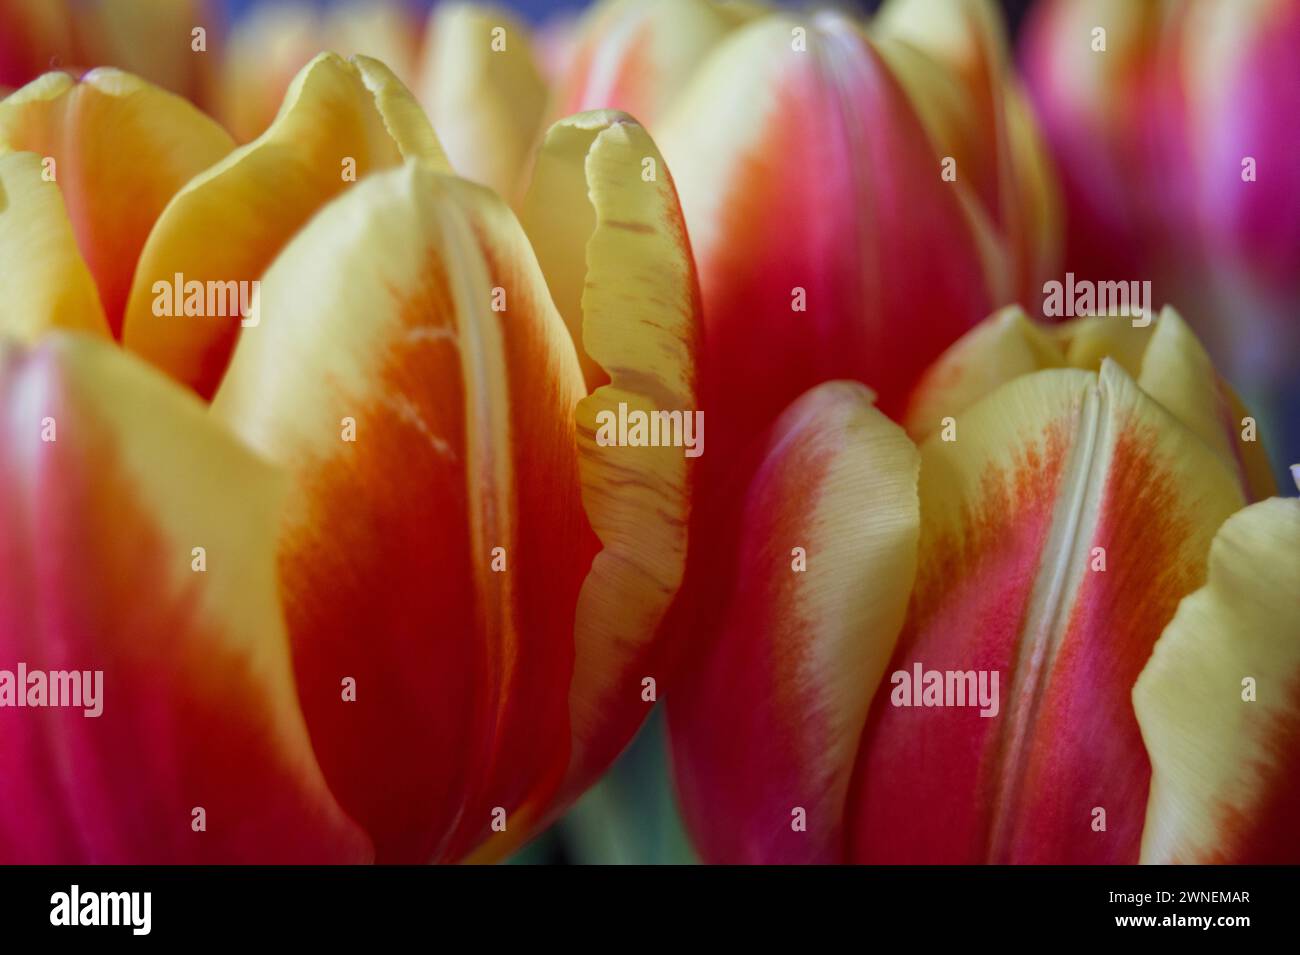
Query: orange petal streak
xmin=211 ymin=164 xmax=593 ymax=862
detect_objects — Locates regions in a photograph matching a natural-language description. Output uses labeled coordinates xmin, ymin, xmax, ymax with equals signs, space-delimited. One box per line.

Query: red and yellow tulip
xmin=669 ymin=304 xmax=1295 ymax=863
xmin=657 ymin=10 xmax=995 ymax=447
xmin=0 ymin=47 xmax=701 ymax=862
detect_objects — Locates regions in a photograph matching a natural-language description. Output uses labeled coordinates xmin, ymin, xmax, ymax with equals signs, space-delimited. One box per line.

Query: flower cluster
xmin=0 ymin=0 xmax=1295 ymax=865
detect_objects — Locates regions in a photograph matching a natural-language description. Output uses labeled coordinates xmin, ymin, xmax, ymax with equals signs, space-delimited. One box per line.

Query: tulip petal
xmin=555 ymin=0 xmax=757 ymax=128
xmin=0 ymin=333 xmax=371 ymax=863
xmin=0 ymin=0 xmax=76 ymax=90
xmin=1054 ymin=313 xmax=1155 ymax=377
xmin=416 ymin=3 xmax=547 ymax=201
xmin=1002 ymin=80 xmax=1064 ymax=301
xmin=905 ymin=304 xmax=1063 ymax=441
xmin=849 ymin=361 xmax=1245 ymax=862
xmin=518 ymin=114 xmax=606 ymax=391
xmin=1055 ymin=308 xmax=1276 ymax=501
xmin=0 ymin=151 xmax=109 ymax=339
xmin=1134 ymin=309 xmax=1277 ymax=501
xmin=121 ymin=52 xmax=448 ymax=399
xmin=74 ymin=0 xmax=217 ymax=105
xmin=671 ymin=381 xmax=919 ymax=863
xmin=1021 ymin=0 xmax=1182 ymax=279
xmin=317 ymin=0 xmax=422 ymax=81
xmin=874 ymin=0 xmax=1007 ymax=224
xmin=520 ymin=110 xmax=702 ymax=794
xmin=0 ymin=69 xmax=235 ymax=336
xmin=1134 ymin=496 xmax=1300 ymax=863
xmin=212 ymin=1 xmax=322 ymax=144
xmin=1183 ymin=0 xmax=1300 ymax=290
xmin=210 ymin=163 xmax=593 ymax=863
xmin=873 ymin=0 xmax=1062 ymax=304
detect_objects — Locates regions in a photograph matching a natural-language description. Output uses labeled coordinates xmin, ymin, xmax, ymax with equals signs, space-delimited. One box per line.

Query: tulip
xmin=1021 ymin=0 xmax=1300 ymax=382
xmin=210 ymin=109 xmax=701 ymax=862
xmin=669 ymin=304 xmax=1293 ymax=863
xmin=1020 ymin=0 xmax=1185 ymax=292
xmin=0 ymin=51 xmax=702 ymax=862
xmin=1177 ymin=0 xmax=1300 ymax=383
xmin=656 ymin=9 xmax=1000 ymax=466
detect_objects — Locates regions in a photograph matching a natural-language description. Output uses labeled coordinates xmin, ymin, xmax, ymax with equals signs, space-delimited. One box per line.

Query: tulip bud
xmin=1179 ymin=0 xmax=1300 ymax=379
xmin=659 ymin=10 xmax=996 ymax=460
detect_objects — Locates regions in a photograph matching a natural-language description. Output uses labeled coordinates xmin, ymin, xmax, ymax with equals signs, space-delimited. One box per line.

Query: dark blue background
xmin=218 ymin=0 xmax=1035 ymax=28
xmin=217 ymin=0 xmax=1036 ymax=37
